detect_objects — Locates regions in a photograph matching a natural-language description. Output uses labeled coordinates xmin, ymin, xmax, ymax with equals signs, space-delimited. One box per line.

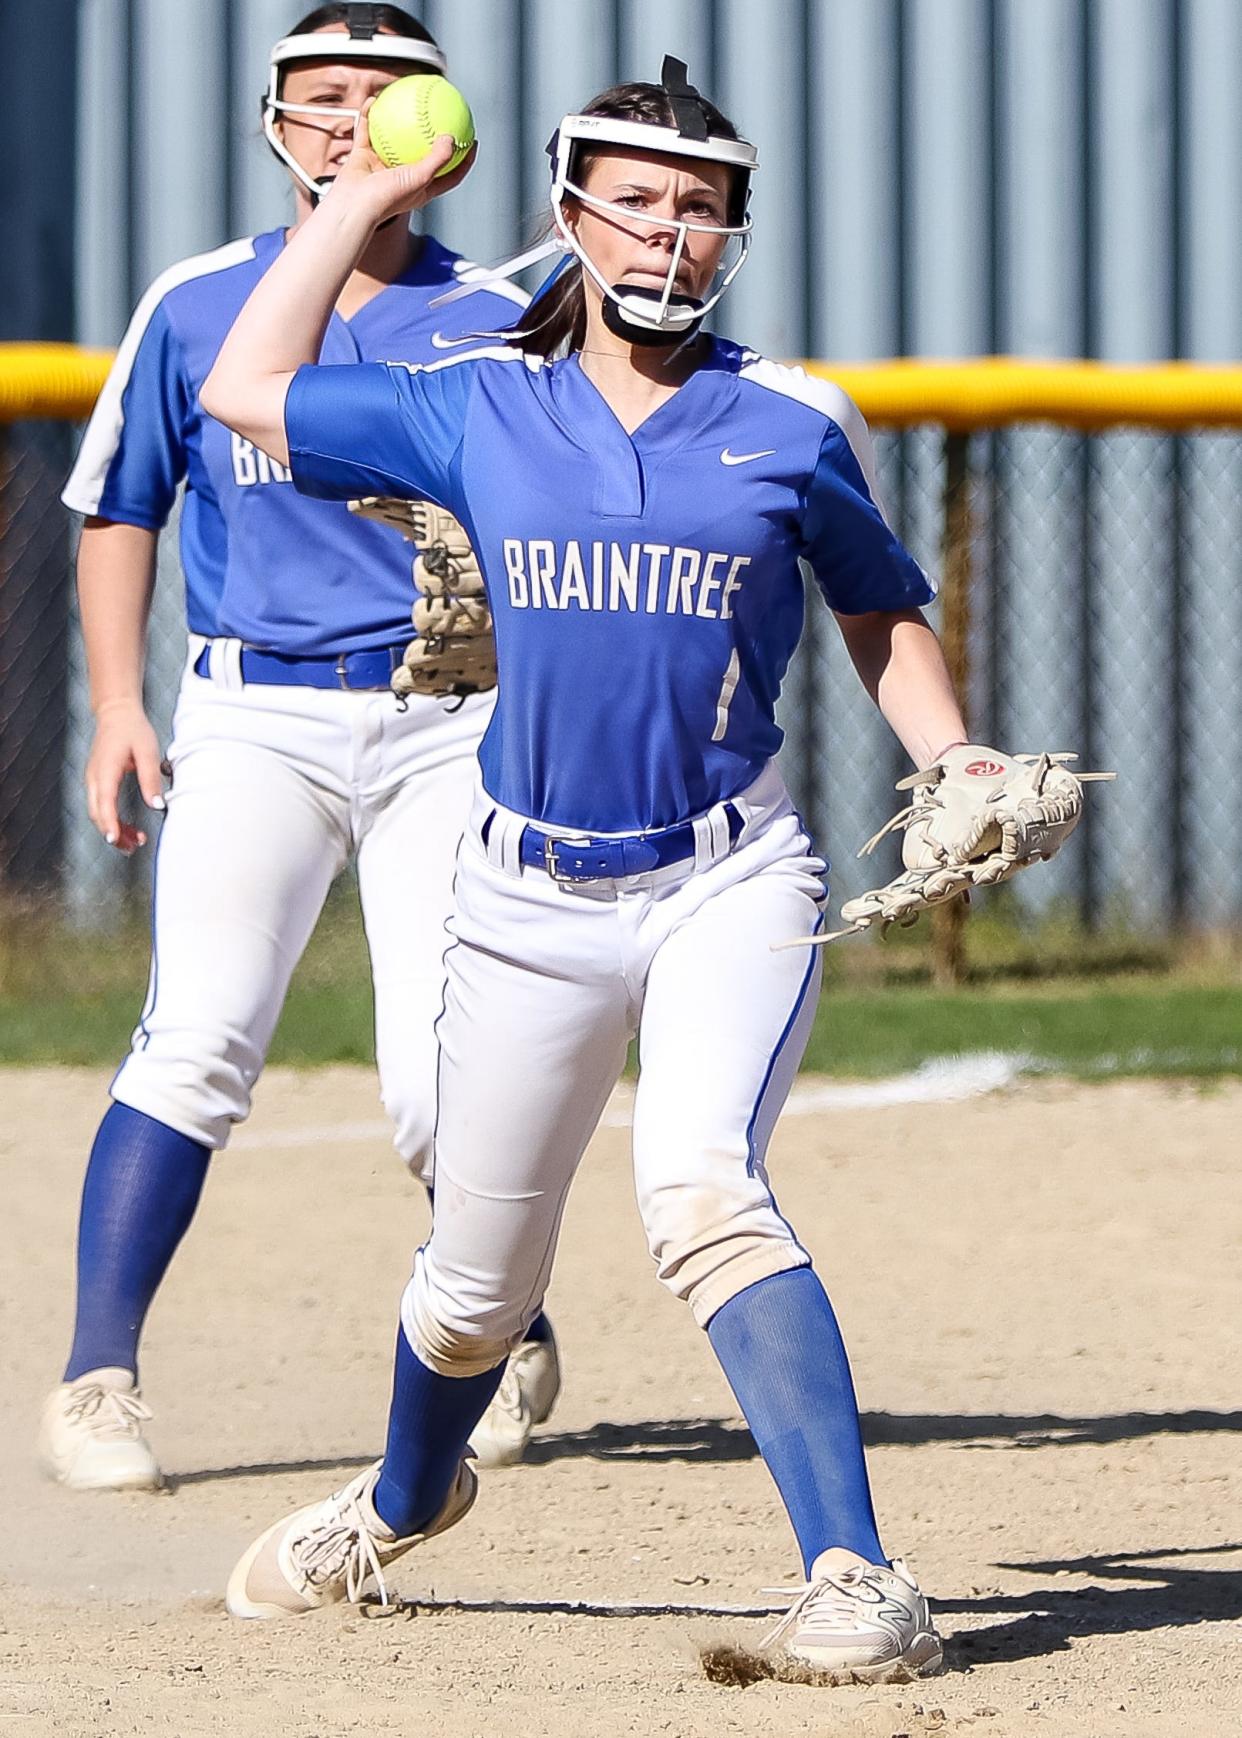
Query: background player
xmin=39 ymin=2 xmax=558 ymax=1494
xmin=202 ymin=61 xmax=979 ymax=1675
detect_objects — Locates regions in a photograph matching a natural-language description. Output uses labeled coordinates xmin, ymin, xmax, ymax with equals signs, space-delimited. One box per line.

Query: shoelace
xmin=291 ymin=1485 xmax=393 ymax=1608
xmin=65 ymin=1384 xmax=153 ymax=1437
xmin=758 ymin=1563 xmax=899 ymax=1652
xmin=486 ymin=1362 xmax=528 ymax=1427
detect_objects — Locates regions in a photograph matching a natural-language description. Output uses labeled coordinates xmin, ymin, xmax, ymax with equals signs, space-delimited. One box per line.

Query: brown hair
xmin=287 ymin=3 xmax=435 ymax=44
xmin=276 ymin=5 xmax=439 ymax=99
xmin=509 ymin=80 xmax=742 ymax=359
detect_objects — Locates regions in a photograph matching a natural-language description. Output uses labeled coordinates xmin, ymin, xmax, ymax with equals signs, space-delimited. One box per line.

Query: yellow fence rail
xmin=0 ymin=345 xmax=115 ymax=423
xmin=7 ymin=342 xmax=1242 ymax=431
xmin=810 ymin=357 xmax=1242 ymax=432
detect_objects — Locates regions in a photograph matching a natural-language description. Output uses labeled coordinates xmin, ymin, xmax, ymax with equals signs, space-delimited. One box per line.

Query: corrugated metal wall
xmin=66 ymin=0 xmax=1242 ymax=927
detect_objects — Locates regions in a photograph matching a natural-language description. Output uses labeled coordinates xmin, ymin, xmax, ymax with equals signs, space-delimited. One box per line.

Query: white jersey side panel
xmin=737 ymin=355 xmax=887 ymax=514
xmin=62 ymin=237 xmax=260 ymax=516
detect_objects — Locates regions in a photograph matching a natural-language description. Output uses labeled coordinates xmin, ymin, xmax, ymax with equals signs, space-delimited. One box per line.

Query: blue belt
xmin=515 ymin=804 xmax=744 ymax=884
xmin=193 ymin=643 xmax=406 ymax=691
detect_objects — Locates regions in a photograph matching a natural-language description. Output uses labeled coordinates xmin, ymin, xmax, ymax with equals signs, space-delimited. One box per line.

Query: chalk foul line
xmin=231 ymin=1052 xmax=1030 ymax=1151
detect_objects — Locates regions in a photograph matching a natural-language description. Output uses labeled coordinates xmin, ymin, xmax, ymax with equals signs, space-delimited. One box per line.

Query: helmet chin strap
xmin=600 ymin=284 xmax=706 ymax=347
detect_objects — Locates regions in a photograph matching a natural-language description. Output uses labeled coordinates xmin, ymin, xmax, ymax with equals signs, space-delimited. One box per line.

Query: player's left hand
xmin=791 ymin=745 xmax=1115 ymax=945
xmin=329 ymin=102 xmax=477 ymax=227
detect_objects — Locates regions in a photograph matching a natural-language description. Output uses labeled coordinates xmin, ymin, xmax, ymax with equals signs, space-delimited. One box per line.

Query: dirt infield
xmin=3 ymin=1067 xmax=1239 ymax=1738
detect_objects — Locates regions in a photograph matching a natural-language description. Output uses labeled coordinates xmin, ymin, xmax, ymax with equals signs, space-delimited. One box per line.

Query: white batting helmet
xmin=263 ymin=3 xmax=447 ymax=202
xmin=432 ymin=57 xmax=758 ymax=346
xmin=546 ymin=61 xmax=757 ymax=343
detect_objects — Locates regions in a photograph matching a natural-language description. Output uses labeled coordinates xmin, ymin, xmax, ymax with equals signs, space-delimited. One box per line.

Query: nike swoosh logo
xmin=429 ymin=330 xmax=482 ymax=349
xmin=720 ymin=447 xmax=776 ymax=466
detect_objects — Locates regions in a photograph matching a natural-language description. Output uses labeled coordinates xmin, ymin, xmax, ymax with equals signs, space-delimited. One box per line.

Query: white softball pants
xmin=401 ymin=762 xmax=827 ymax=1376
xmin=112 ymin=643 xmax=491 ymax=1176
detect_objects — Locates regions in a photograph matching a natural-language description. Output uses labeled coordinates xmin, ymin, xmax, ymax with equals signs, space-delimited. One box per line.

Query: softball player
xmin=205 ymin=62 xmax=960 ymax=1676
xmin=39 ymin=3 xmax=559 ymax=1494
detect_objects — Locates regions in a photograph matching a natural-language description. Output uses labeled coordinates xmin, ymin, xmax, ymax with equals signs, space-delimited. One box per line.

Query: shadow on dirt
xmin=303 ymin=1540 xmax=1242 ymax=1663
xmin=522 ymin=1408 xmax=1242 ymax=1464
xmin=171 ymin=1454 xmax=378 ymax=1488
xmin=941 ymin=1542 xmax=1242 ymax=1666
xmin=864 ymin=1408 xmax=1242 ymax=1450
xmin=171 ymin=1406 xmax=1242 ymax=1484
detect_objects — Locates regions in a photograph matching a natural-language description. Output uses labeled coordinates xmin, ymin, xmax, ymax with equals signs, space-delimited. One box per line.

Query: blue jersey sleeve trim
xmin=80 ymin=504 xmax=168 ymax=532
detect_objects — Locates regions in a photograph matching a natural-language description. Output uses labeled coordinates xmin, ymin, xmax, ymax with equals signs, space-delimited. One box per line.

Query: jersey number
xmin=711 ymin=648 xmax=740 ymax=743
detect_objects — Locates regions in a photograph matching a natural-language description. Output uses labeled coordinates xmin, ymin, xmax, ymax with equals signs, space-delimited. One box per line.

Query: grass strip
xmin=4 ymin=976 xmax=1238 ymax=1078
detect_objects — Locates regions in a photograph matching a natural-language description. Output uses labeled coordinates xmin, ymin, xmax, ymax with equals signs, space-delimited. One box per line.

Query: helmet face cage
xmin=545 ymin=79 xmax=759 ymax=339
xmin=263 ymin=29 xmax=447 ymax=202
xmin=424 ymin=59 xmax=758 ymax=346
xmin=549 ymin=125 xmax=755 ymax=337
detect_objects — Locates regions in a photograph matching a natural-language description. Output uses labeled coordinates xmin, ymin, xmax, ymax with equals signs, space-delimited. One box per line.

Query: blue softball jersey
xmin=62 ymin=230 xmax=526 ymax=656
xmin=284 ymin=337 xmax=936 ymax=833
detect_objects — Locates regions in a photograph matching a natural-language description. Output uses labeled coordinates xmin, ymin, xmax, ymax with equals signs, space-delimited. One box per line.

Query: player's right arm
xmin=76 ymin=520 xmax=166 ymax=854
xmin=202 ymin=109 xmax=469 ymax=460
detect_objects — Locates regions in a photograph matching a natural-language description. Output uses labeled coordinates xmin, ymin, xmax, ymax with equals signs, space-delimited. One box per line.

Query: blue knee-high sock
xmin=372 ymin=1326 xmax=506 ymax=1536
xmin=706 ymin=1267 xmax=885 ymax=1575
xmin=63 ymin=1104 xmax=211 ymax=1383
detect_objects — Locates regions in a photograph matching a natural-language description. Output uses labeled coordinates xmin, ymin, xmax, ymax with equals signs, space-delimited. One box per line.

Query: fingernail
xmin=150 ymin=794 xmax=166 ymax=811
xmin=105 ymin=831 xmax=118 ymax=845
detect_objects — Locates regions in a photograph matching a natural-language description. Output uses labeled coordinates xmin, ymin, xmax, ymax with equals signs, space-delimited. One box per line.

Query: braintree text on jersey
xmin=501 ymin=539 xmax=751 ymax=619
xmin=231 ymin=434 xmax=291 ymax=486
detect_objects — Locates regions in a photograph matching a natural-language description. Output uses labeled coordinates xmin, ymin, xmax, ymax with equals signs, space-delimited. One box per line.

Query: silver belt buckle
xmin=543 ymin=836 xmax=579 ymax=883
xmin=543 ymin=834 xmax=606 ymax=885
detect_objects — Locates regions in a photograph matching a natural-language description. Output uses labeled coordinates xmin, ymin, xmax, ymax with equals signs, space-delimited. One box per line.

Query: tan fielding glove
xmin=349 ymin=497 xmax=497 ymax=700
xmin=810 ymin=746 xmax=1115 ymax=944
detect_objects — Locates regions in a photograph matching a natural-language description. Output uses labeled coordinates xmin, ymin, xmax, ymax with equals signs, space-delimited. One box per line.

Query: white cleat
xmin=38 ymin=1367 xmax=163 ymax=1492
xmin=760 ymin=1548 xmax=943 ymax=1680
xmin=468 ymin=1332 xmax=562 ymax=1469
xmin=226 ymin=1456 xmax=476 ymax=1620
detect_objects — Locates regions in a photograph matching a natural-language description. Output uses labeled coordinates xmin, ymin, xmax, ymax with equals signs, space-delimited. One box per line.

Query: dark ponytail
xmin=508 ymin=80 xmax=741 ymax=360
xmin=286 ymin=4 xmax=435 ymax=44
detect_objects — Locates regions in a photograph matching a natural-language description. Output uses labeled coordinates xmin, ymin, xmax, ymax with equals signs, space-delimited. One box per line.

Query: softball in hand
xmin=368 ymin=75 xmax=475 ymax=175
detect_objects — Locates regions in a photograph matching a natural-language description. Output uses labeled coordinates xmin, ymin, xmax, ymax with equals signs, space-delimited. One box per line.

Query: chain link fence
xmin=1 ymin=415 xmax=1241 ymax=939
xmin=0 ymin=422 xmax=74 ymax=898
xmin=783 ymin=422 xmax=1242 ymax=933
